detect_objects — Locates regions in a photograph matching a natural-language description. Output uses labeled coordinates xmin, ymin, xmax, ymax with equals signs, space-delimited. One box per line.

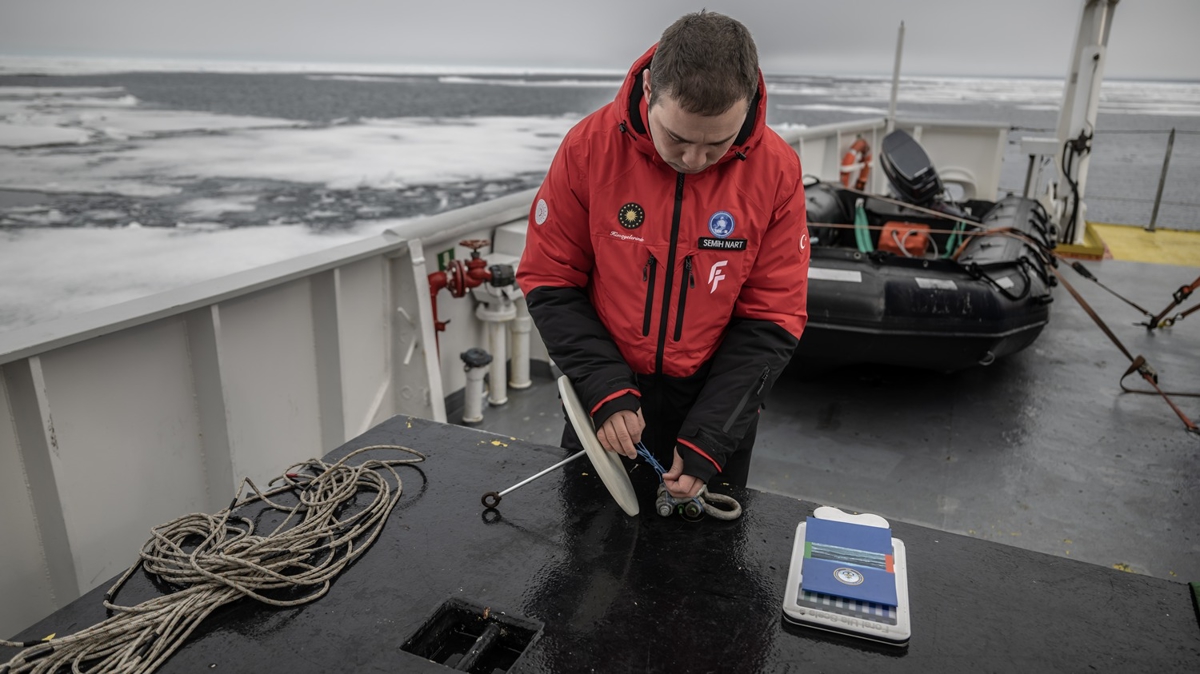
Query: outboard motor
xmin=804 ymin=181 xmax=849 ymax=246
xmin=879 ymin=129 xmax=944 ymax=207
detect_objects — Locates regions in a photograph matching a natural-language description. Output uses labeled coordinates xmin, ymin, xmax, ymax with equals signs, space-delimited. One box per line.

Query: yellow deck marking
xmin=1090 ymin=223 xmax=1200 ymax=266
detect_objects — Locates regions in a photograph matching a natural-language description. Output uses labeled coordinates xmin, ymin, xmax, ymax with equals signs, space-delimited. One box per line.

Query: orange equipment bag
xmin=879 ymin=221 xmax=931 ymax=258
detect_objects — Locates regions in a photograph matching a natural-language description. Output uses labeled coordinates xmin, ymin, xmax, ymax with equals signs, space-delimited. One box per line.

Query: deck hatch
xmin=400 ymin=597 xmax=542 ymax=673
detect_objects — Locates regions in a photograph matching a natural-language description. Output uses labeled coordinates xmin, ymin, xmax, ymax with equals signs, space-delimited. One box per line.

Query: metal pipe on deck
xmin=509 ymin=297 xmax=533 ymax=390
xmin=461 ymin=348 xmax=491 ymax=424
xmin=486 ymin=320 xmax=509 ymax=405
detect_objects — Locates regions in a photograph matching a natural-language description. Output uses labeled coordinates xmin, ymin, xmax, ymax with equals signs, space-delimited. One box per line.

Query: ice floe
xmin=0 ymin=123 xmax=91 ymax=147
xmin=0 ymin=114 xmax=576 ymax=195
xmin=0 ymin=85 xmax=302 ymax=149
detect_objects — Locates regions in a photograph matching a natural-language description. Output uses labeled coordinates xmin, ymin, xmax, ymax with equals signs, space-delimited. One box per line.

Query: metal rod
xmin=1147 ymin=127 xmax=1175 ymax=232
xmin=456 ymin=623 xmax=501 ymax=671
xmin=886 ymin=21 xmax=905 ymax=134
xmin=481 ymin=450 xmax=586 ymax=507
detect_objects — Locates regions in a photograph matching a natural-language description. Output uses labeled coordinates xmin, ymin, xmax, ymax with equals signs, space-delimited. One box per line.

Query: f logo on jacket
xmin=708 ymin=260 xmax=728 ymax=293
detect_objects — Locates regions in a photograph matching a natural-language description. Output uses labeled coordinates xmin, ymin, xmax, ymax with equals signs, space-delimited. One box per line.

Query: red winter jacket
xmin=517 ymin=45 xmax=809 ymax=482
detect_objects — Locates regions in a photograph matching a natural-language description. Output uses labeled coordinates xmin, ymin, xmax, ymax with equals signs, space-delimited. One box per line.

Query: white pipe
xmin=487 ymin=321 xmax=508 ymax=406
xmin=463 ymin=362 xmax=487 ymax=424
xmin=474 ymin=297 xmax=516 ymax=406
xmin=509 ymin=297 xmax=532 ymax=390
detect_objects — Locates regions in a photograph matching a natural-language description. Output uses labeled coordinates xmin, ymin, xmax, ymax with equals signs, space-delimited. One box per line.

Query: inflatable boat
xmin=795 ymin=130 xmax=1056 ymax=372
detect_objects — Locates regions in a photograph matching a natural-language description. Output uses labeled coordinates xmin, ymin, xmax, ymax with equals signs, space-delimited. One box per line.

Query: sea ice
xmin=0 ymin=218 xmax=412 ymax=331
xmin=0 ymin=123 xmax=91 ymax=147
xmin=0 ymin=115 xmax=575 ymax=195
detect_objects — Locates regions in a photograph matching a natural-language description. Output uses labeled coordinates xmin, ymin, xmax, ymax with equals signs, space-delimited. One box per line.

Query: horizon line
xmin=1 ymin=54 xmax=1196 ymax=84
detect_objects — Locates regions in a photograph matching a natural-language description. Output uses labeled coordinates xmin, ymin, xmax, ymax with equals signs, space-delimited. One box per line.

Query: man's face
xmin=642 ymin=70 xmax=749 ymax=175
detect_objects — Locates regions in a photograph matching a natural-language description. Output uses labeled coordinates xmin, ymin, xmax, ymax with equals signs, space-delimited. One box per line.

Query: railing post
xmin=886 ymin=21 xmax=905 ymax=135
xmin=1146 ymin=127 xmax=1175 ymax=232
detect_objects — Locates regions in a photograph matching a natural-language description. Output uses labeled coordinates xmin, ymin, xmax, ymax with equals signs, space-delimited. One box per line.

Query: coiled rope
xmin=1 ymin=444 xmax=425 ymax=674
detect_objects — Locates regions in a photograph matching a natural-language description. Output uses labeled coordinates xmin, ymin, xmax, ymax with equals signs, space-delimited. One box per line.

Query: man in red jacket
xmin=517 ymin=11 xmax=809 ymax=501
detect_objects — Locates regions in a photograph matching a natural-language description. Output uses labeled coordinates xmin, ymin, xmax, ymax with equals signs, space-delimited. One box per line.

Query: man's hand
xmin=662 ymin=447 xmax=705 ymax=498
xmin=596 ymin=408 xmax=644 ymax=459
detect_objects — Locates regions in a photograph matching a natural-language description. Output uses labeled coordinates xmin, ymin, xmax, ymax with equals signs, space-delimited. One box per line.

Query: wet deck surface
xmin=473 ymin=258 xmax=1200 ymax=584
xmin=6 ymin=416 xmax=1199 ymax=672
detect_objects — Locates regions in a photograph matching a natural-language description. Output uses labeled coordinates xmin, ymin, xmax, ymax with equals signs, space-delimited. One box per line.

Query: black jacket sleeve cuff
xmin=677 ymin=440 xmax=721 ymax=484
xmin=591 ymin=392 xmax=641 ymax=432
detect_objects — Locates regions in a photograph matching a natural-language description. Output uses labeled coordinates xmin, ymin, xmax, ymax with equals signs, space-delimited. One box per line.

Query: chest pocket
xmin=671 ymin=247 xmax=755 ymax=344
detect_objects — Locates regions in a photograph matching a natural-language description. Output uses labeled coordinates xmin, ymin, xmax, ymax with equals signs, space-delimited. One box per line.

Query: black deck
xmin=6 ymin=415 xmax=1199 ymax=673
xmin=466 ymin=257 xmax=1200 ymax=585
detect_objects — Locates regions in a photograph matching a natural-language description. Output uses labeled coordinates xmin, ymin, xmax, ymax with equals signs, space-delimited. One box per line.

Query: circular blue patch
xmin=708 ymin=211 xmax=735 ymax=238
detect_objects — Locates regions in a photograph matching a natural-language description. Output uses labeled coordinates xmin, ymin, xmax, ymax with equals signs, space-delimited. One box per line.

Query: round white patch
xmin=535 ymin=198 xmax=549 ymax=225
xmin=834 ymin=567 xmax=864 ymax=586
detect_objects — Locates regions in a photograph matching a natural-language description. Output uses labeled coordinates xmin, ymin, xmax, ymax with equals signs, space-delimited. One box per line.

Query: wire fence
xmin=1000 ymin=126 xmax=1200 ymax=231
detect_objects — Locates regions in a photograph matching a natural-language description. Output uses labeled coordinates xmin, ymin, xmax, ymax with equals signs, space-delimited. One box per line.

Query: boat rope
xmin=0 ymin=445 xmax=426 ymax=674
xmin=964 ymin=259 xmax=1036 ymax=302
xmin=1146 ymin=274 xmax=1200 ymax=330
xmin=815 ymin=183 xmax=1196 ymax=433
xmin=1046 ymin=264 xmax=1199 ymax=434
xmin=1066 ymin=261 xmax=1155 ymax=318
xmin=1157 ymin=302 xmax=1200 ymax=329
xmin=1006 ymin=229 xmax=1195 ymax=403
xmin=838 ymin=186 xmax=986 ymax=227
xmin=1039 ymin=255 xmax=1198 ymax=333
xmin=636 ymin=442 xmax=741 ymax=521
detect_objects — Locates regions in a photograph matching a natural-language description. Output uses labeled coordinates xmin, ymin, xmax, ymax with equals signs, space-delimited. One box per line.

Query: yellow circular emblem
xmin=618 ymin=202 xmax=645 ymax=230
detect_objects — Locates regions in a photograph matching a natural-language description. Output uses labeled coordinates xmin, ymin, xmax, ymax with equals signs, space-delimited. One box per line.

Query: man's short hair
xmin=649 ymin=11 xmax=759 ymax=116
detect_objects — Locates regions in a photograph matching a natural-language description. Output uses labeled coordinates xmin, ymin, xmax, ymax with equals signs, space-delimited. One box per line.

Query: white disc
xmin=557 ymin=375 xmax=639 ymax=516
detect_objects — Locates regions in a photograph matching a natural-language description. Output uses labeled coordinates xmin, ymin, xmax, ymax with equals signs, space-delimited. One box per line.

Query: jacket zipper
xmin=722 ymin=366 xmax=770 ymax=433
xmin=673 ymin=255 xmax=694 ymax=341
xmin=642 ymin=253 xmax=657 ymax=336
xmin=654 ymin=173 xmax=686 ymax=375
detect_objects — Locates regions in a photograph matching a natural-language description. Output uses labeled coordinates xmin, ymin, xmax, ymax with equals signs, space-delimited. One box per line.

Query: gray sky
xmin=2 ymin=0 xmax=1196 ymax=79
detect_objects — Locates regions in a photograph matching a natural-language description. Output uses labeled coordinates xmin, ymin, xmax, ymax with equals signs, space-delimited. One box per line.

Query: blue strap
xmin=635 ymin=442 xmax=666 ymax=476
xmin=635 ymin=442 xmax=703 ymax=513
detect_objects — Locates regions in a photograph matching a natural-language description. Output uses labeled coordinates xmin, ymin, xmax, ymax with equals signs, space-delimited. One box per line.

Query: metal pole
xmin=1147 ymin=127 xmax=1174 ymax=232
xmin=481 ymin=450 xmax=586 ymax=507
xmin=1024 ymin=155 xmax=1037 ymax=199
xmin=886 ymin=21 xmax=905 ymax=134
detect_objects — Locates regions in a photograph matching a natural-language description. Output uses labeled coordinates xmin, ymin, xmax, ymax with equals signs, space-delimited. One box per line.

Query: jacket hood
xmin=610 ymin=44 xmax=768 ymax=169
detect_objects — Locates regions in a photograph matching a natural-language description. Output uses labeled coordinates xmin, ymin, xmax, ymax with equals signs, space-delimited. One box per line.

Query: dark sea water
xmin=0 ymin=70 xmax=1196 ymax=330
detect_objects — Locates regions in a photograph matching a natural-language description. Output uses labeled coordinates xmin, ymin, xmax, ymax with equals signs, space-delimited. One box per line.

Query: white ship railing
xmin=0 ymin=117 xmax=1007 ymax=637
xmin=775 ymin=116 xmax=1009 ymax=201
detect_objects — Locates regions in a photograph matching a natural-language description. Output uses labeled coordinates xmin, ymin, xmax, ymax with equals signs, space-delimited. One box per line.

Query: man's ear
xmin=641 ymin=69 xmax=652 ymax=105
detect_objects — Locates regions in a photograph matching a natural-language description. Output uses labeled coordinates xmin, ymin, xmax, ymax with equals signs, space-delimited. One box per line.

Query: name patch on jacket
xmin=699 ymin=237 xmax=747 ymax=251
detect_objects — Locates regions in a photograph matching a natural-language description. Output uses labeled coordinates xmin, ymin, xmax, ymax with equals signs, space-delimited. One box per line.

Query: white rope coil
xmin=1 ymin=444 xmax=424 ymax=674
